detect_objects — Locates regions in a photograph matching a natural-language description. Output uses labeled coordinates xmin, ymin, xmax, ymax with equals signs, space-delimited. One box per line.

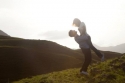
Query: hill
xmin=75 ymin=49 xmax=121 ymax=62
xmin=0 ymin=36 xmax=83 ymax=83
xmin=0 ymin=30 xmax=10 ymax=36
xmin=0 ymin=36 xmax=122 ymax=83
xmin=13 ymin=54 xmax=125 ymax=83
xmin=94 ymin=44 xmax=125 ymax=53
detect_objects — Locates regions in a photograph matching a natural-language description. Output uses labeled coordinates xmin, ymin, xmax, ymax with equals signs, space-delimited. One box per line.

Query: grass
xmin=13 ymin=54 xmax=125 ymax=83
xmin=0 ymin=36 xmax=122 ymax=83
xmin=13 ymin=68 xmax=87 ymax=83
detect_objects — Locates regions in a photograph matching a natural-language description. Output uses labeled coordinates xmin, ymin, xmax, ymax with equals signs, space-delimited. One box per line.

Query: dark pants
xmin=80 ymin=48 xmax=91 ymax=72
xmin=88 ymin=36 xmax=102 ymax=58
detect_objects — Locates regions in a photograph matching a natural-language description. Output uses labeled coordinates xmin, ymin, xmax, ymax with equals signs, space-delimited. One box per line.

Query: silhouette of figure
xmin=69 ymin=30 xmax=90 ymax=75
xmin=72 ymin=18 xmax=104 ymax=60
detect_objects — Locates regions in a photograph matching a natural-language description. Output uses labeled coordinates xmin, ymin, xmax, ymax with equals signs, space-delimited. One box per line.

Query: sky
xmin=0 ymin=0 xmax=125 ymax=49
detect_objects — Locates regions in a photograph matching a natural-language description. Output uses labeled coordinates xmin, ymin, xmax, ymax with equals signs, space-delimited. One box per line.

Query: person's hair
xmin=72 ymin=18 xmax=81 ymax=27
xmin=68 ymin=30 xmax=74 ymax=37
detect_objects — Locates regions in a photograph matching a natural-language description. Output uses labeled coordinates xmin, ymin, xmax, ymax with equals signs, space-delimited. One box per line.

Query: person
xmin=72 ymin=18 xmax=104 ymax=61
xmin=69 ymin=30 xmax=90 ymax=75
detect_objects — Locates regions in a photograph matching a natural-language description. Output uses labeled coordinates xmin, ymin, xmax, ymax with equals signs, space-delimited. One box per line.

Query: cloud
xmin=39 ymin=30 xmax=69 ymax=40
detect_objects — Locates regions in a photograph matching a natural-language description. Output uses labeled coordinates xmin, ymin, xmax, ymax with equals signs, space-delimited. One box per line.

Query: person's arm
xmin=75 ymin=35 xmax=88 ymax=43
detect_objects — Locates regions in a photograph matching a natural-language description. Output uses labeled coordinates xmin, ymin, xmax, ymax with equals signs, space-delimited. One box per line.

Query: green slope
xmin=13 ymin=54 xmax=125 ymax=83
xmin=0 ymin=36 xmax=84 ymax=83
xmin=0 ymin=36 xmax=122 ymax=83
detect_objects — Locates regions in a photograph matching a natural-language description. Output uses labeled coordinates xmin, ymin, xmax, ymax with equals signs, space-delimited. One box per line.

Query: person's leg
xmin=80 ymin=48 xmax=91 ymax=72
xmin=88 ymin=36 xmax=103 ymax=58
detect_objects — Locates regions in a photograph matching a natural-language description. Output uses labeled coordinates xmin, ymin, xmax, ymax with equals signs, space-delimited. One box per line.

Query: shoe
xmin=80 ymin=71 xmax=88 ymax=75
xmin=101 ymin=53 xmax=104 ymax=61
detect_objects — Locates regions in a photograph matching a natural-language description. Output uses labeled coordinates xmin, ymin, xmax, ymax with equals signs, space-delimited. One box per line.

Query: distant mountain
xmin=94 ymin=44 xmax=125 ymax=53
xmin=0 ymin=36 xmax=122 ymax=83
xmin=0 ymin=30 xmax=10 ymax=36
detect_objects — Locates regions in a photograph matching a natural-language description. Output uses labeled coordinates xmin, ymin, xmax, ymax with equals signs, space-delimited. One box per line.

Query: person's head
xmin=69 ymin=30 xmax=77 ymax=37
xmin=72 ymin=18 xmax=81 ymax=27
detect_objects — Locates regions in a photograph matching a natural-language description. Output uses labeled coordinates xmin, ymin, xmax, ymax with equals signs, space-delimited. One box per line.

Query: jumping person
xmin=69 ymin=30 xmax=90 ymax=75
xmin=72 ymin=18 xmax=104 ymax=61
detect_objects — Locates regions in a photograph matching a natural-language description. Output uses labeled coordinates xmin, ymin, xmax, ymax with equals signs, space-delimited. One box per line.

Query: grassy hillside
xmin=13 ymin=54 xmax=125 ymax=83
xmin=0 ymin=36 xmax=122 ymax=83
xmin=0 ymin=42 xmax=82 ymax=82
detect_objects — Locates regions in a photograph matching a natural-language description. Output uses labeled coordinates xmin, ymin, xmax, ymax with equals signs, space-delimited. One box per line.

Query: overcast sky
xmin=0 ymin=0 xmax=125 ymax=49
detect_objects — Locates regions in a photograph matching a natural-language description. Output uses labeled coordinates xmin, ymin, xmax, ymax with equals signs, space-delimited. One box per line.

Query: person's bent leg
xmin=88 ymin=36 xmax=103 ymax=58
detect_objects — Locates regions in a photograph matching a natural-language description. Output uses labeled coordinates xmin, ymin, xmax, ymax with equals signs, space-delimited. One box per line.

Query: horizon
xmin=0 ymin=0 xmax=125 ymax=49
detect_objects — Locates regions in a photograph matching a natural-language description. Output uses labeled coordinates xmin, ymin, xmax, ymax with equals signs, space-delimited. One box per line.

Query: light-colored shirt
xmin=78 ymin=22 xmax=89 ymax=36
xmin=74 ymin=34 xmax=90 ymax=49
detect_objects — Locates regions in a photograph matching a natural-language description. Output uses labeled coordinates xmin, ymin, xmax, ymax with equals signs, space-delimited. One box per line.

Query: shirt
xmin=78 ymin=22 xmax=89 ymax=36
xmin=75 ymin=34 xmax=90 ymax=49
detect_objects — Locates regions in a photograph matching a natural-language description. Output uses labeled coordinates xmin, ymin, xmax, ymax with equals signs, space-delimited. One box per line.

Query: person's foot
xmin=80 ymin=71 xmax=88 ymax=75
xmin=101 ymin=53 xmax=105 ymax=61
